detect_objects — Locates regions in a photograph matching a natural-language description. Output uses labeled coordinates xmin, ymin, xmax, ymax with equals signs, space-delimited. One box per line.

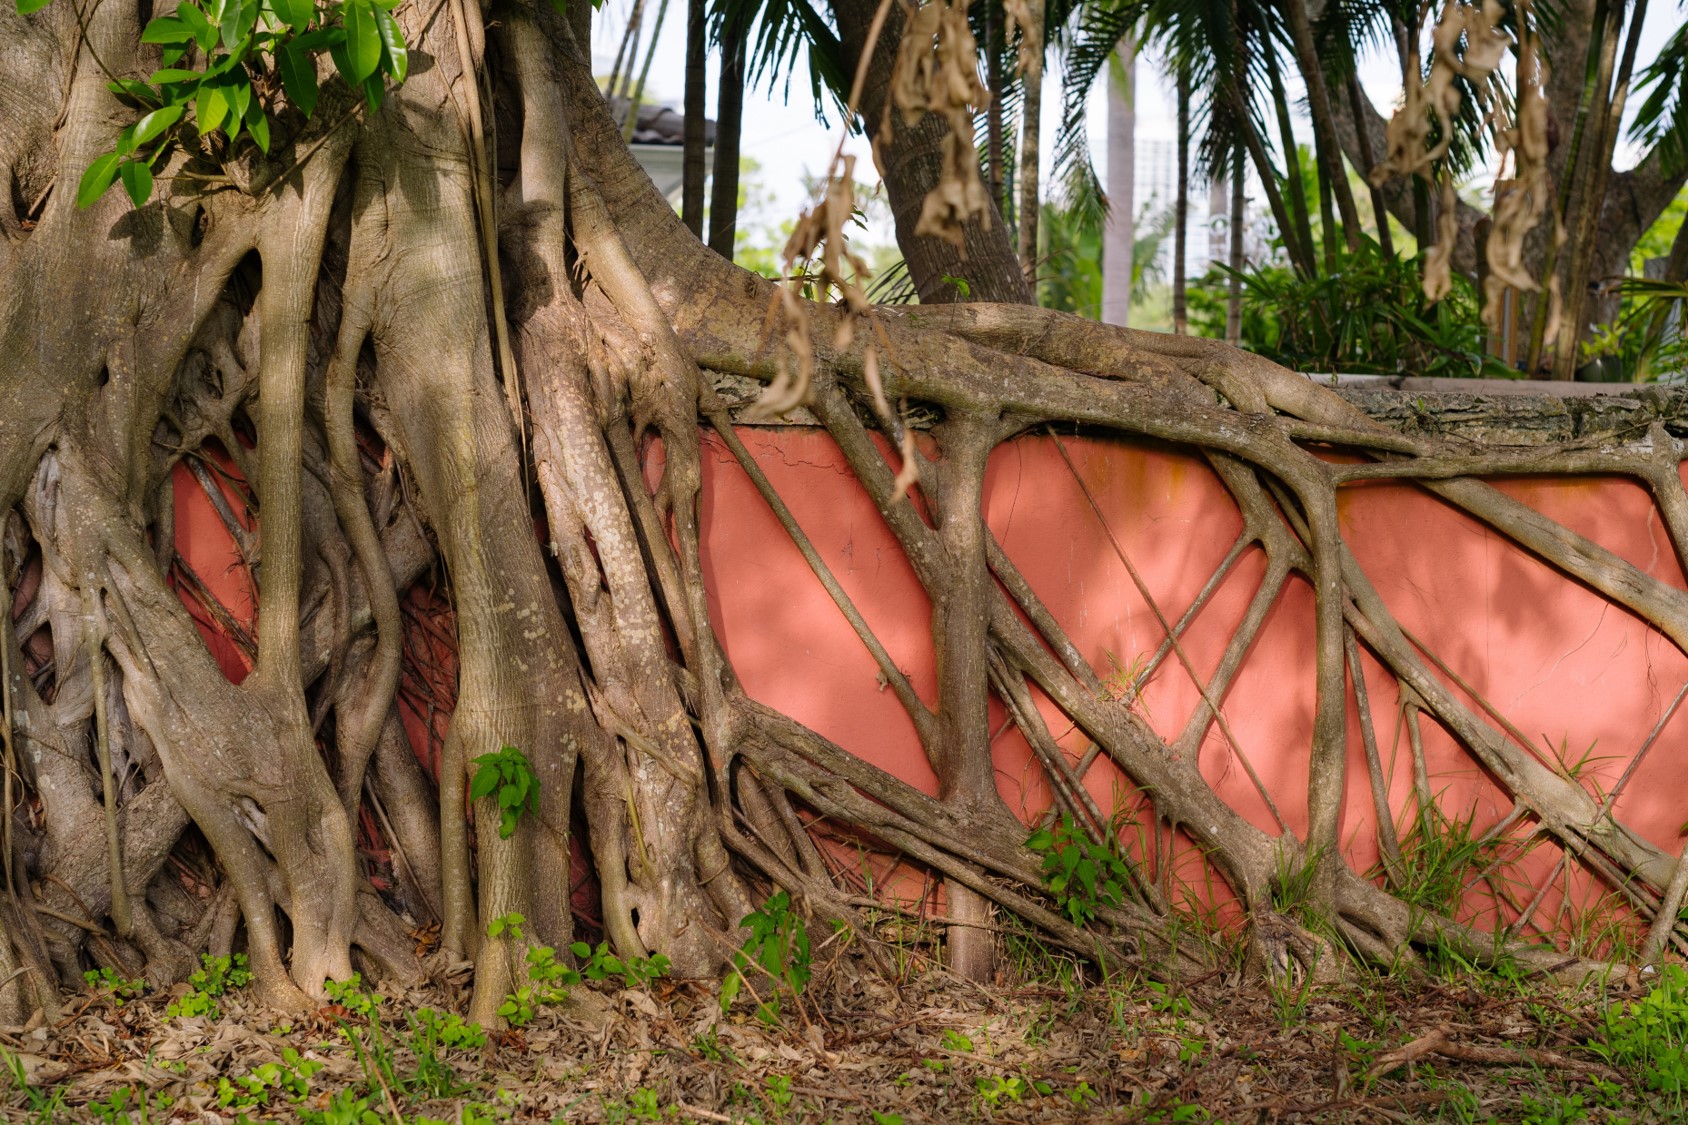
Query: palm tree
xmin=1173 ymin=58 xmax=1190 ymax=332
xmin=681 ymin=0 xmax=850 ymax=259
xmin=1545 ymin=0 xmax=1654 ymax=378
xmin=709 ymin=0 xmax=753 ymax=256
xmin=683 ymin=0 xmax=709 ymax=237
xmin=1052 ymin=0 xmax=1320 ymax=297
xmin=1101 ymin=38 xmax=1137 ymax=325
xmin=1017 ymin=1 xmax=1048 ymax=283
xmin=1278 ymin=0 xmax=1362 ymax=253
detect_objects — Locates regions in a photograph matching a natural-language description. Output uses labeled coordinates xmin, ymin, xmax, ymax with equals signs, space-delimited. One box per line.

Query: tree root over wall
xmin=0 ymin=0 xmax=1681 ymax=1026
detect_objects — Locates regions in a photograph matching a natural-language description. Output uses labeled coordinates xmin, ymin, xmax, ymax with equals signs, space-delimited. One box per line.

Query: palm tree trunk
xmin=1265 ymin=49 xmax=1317 ymax=273
xmin=1346 ymin=73 xmax=1393 ymax=256
xmin=1317 ymin=151 xmax=1338 ymax=272
xmin=624 ymin=0 xmax=673 ymax=142
xmin=1230 ymin=82 xmax=1314 ymax=279
xmin=1016 ymin=4 xmax=1045 ymax=286
xmin=1412 ymin=175 xmax=1432 ymax=252
xmin=1228 ymin=148 xmax=1244 ymax=346
xmin=1282 ymin=0 xmax=1363 ymax=253
xmin=1550 ymin=0 xmax=1649 ymax=380
xmin=987 ymin=0 xmax=1006 ymax=217
xmin=1527 ymin=0 xmax=1615 ymax=375
xmin=831 ymin=0 xmax=1029 ymax=301
xmin=1173 ymin=64 xmax=1189 ymax=334
xmin=1668 ymin=207 xmax=1688 ymax=282
xmin=709 ymin=7 xmax=749 ymax=259
xmin=681 ymin=0 xmax=708 ymax=237
xmin=1102 ymin=39 xmax=1137 ymax=326
xmin=615 ymin=0 xmax=649 ymax=101
xmin=607 ymin=0 xmax=647 ymax=101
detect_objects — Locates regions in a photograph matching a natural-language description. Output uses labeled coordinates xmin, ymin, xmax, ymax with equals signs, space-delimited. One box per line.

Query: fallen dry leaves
xmin=3 ymin=945 xmax=1671 ymax=1122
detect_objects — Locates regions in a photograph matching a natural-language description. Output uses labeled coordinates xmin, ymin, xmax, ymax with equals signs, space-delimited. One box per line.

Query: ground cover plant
xmin=8 ymin=0 xmax=1688 ymax=1121
xmin=8 ymin=928 xmax=1688 ymax=1122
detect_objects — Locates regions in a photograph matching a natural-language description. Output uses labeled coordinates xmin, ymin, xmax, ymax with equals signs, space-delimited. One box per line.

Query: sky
xmin=592 ymin=1 xmax=1685 ymax=248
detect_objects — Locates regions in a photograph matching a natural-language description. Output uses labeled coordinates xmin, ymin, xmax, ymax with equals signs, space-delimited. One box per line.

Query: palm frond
xmin=1131 ymin=202 xmax=1178 ymax=301
xmin=710 ymin=0 xmax=848 ymax=124
xmin=1632 ymin=21 xmax=1688 ymax=177
xmin=1049 ymin=0 xmax=1149 ymax=231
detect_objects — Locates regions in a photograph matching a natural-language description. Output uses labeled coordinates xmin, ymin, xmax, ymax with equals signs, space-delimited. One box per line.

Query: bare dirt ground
xmin=6 ymin=934 xmax=1678 ymax=1124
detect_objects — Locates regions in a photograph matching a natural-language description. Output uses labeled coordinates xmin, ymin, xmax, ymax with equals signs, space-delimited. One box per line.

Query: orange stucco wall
xmin=698 ymin=429 xmax=1688 ymax=937
xmin=170 ymin=427 xmax=1688 ymax=942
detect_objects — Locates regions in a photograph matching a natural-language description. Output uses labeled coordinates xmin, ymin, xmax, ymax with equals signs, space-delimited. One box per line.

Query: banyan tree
xmin=2 ymin=0 xmax=1685 ymax=1029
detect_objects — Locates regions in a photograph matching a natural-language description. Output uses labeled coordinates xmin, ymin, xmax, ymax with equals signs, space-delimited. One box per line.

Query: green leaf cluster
xmin=1188 ymin=242 xmax=1510 ymax=380
xmin=1595 ymin=964 xmax=1688 ymax=1095
xmin=18 ymin=0 xmax=412 ymax=207
xmin=572 ymin=940 xmax=672 ymax=989
xmin=721 ymin=890 xmax=810 ymax=1025
xmin=469 ymin=744 xmax=540 ymax=839
xmin=165 ymin=952 xmax=253 ymax=1019
xmin=324 ymin=971 xmax=384 ymax=1019
xmin=1026 ymin=814 xmax=1133 ymax=927
xmin=497 ymin=943 xmax=581 ymax=1026
xmin=215 ymin=1047 xmax=323 ymax=1110
xmin=82 ymin=966 xmax=147 ymax=1007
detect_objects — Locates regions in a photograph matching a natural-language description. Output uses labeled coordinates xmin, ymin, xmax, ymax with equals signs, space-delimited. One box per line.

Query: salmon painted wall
xmin=697 ymin=429 xmax=1688 ymax=939
xmin=168 ymin=427 xmax=1688 ymax=943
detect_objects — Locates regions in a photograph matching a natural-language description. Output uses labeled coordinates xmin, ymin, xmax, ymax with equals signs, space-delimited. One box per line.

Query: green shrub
xmin=1189 ymin=244 xmax=1509 ymax=379
xmin=1595 ymin=964 xmax=1688 ymax=1097
xmin=722 ymin=891 xmax=811 ymax=1025
xmin=166 ymin=953 xmax=252 ymax=1019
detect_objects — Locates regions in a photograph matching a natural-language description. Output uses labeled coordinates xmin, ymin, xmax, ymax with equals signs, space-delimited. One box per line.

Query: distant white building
xmin=1130 ymin=138 xmax=1227 ymax=281
xmin=607 ymin=97 xmax=714 ymax=201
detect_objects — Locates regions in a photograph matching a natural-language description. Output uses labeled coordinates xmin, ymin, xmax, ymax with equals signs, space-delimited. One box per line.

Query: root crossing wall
xmin=172 ymin=423 xmax=1688 ymax=943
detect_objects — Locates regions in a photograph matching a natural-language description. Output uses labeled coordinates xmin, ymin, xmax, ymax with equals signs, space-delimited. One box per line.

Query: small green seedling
xmin=572 ymin=940 xmax=672 ymax=989
xmin=84 ymin=966 xmax=146 ymax=1008
xmin=499 ymin=942 xmax=582 ymax=1026
xmin=722 ymin=890 xmax=811 ymax=1025
xmin=470 ymin=745 xmax=540 ymax=838
xmin=166 ymin=953 xmax=252 ymax=1019
xmin=324 ymin=973 xmax=383 ymax=1019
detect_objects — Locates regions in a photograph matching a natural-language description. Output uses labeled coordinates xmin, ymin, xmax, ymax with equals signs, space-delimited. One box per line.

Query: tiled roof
xmin=608 ymin=97 xmax=715 ymax=146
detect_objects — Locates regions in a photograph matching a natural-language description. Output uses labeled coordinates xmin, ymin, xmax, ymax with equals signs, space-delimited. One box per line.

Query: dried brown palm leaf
xmin=1002 ymin=0 xmax=1041 ymax=78
xmin=752 ymin=0 xmax=988 ymax=421
xmin=887 ymin=0 xmax=992 ymax=250
xmin=1482 ymin=5 xmax=1551 ymax=323
xmin=747 ymin=161 xmax=874 ymax=420
xmin=1373 ymin=0 xmax=1520 ymax=305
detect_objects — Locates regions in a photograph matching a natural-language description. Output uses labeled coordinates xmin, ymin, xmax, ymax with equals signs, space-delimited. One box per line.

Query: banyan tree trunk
xmin=3 ymin=0 xmax=1687 ymax=1031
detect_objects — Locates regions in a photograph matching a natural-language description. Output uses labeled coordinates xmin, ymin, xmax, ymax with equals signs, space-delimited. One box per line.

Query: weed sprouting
xmin=602 ymin=1086 xmax=674 ymax=1122
xmin=0 ymin=1045 xmax=68 ymax=1119
xmin=165 ymin=953 xmax=252 ymax=1019
xmin=1101 ymin=648 xmax=1153 ymax=711
xmin=723 ymin=890 xmax=812 ymax=1025
xmin=214 ymin=1047 xmax=323 ymax=1110
xmin=1026 ymin=812 xmax=1139 ymax=926
xmin=573 ymin=940 xmax=673 ymax=989
xmin=1142 ymin=1098 xmax=1212 ymax=1123
xmin=1386 ymin=802 xmax=1503 ymax=917
xmin=86 ymin=1084 xmax=173 ymax=1123
xmin=1594 ymin=964 xmax=1688 ymax=1105
xmin=324 ymin=972 xmax=383 ymax=1019
xmin=1269 ymin=843 xmax=1322 ymax=918
xmin=83 ymin=966 xmax=146 ymax=1008
xmin=1520 ymin=1091 xmax=1589 ymax=1125
xmin=469 ymin=743 xmax=540 ymax=839
xmin=498 ymin=943 xmax=580 ymax=1027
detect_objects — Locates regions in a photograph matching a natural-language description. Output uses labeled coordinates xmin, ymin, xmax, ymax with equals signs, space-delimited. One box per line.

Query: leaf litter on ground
xmin=7 ymin=942 xmax=1686 ymax=1123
